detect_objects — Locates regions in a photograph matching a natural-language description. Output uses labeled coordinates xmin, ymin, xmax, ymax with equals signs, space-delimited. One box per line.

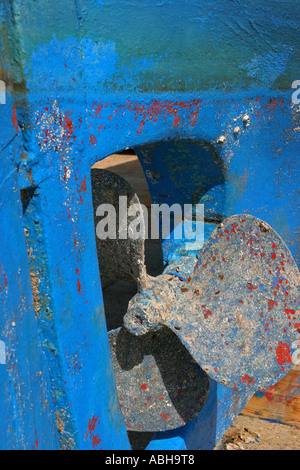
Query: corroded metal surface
xmin=124 ymin=215 xmax=300 ymax=392
xmin=108 ymin=326 xmax=209 ymax=432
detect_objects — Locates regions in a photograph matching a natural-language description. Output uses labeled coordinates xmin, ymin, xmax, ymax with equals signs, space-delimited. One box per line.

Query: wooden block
xmin=241 ymin=365 xmax=300 ymax=427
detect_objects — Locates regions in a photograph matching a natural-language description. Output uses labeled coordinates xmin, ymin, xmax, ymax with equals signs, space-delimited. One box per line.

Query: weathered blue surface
xmin=0 ymin=66 xmax=59 ymax=449
xmin=0 ymin=0 xmax=299 ymax=450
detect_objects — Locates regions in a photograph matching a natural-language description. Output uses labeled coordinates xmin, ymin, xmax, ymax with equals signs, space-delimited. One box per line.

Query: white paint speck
xmin=0 ymin=341 xmax=6 ymax=364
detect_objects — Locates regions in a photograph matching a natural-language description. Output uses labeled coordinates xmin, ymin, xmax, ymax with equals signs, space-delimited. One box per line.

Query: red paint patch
xmin=285 ymin=309 xmax=295 ymax=315
xmin=93 ymin=101 xmax=103 ymax=116
xmin=79 ymin=176 xmax=87 ymax=193
xmin=34 ymin=428 xmax=39 ymax=450
xmin=121 ymin=99 xmax=202 ymax=135
xmin=276 ymin=342 xmax=292 ymax=366
xmin=268 ymin=299 xmax=277 ymax=311
xmin=92 ymin=435 xmax=101 ymax=448
xmin=204 ymin=309 xmax=212 ymax=319
xmin=85 ymin=415 xmax=102 ymax=450
xmin=63 ymin=112 xmax=74 ymax=135
xmin=173 ymin=115 xmax=181 ymax=127
xmin=89 ymin=134 xmax=97 ymax=145
xmin=247 ymin=283 xmax=257 ymax=290
xmin=12 ymin=104 xmax=19 ymax=132
xmin=240 ymin=375 xmax=255 ymax=386
xmin=86 ymin=416 xmax=97 ymax=434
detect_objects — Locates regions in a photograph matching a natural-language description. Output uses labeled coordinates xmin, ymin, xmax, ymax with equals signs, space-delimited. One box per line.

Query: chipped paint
xmin=1 ymin=0 xmax=299 ymax=452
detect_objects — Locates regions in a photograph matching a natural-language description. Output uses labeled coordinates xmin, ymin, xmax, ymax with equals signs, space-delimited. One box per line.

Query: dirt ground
xmin=215 ymin=414 xmax=300 ymax=450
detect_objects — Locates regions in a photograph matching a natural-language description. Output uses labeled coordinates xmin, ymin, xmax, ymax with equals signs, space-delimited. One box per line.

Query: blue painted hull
xmin=0 ymin=0 xmax=299 ymax=450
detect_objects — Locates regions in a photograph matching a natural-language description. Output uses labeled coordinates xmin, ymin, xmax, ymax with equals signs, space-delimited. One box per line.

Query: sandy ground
xmin=216 ymin=414 xmax=300 ymax=450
